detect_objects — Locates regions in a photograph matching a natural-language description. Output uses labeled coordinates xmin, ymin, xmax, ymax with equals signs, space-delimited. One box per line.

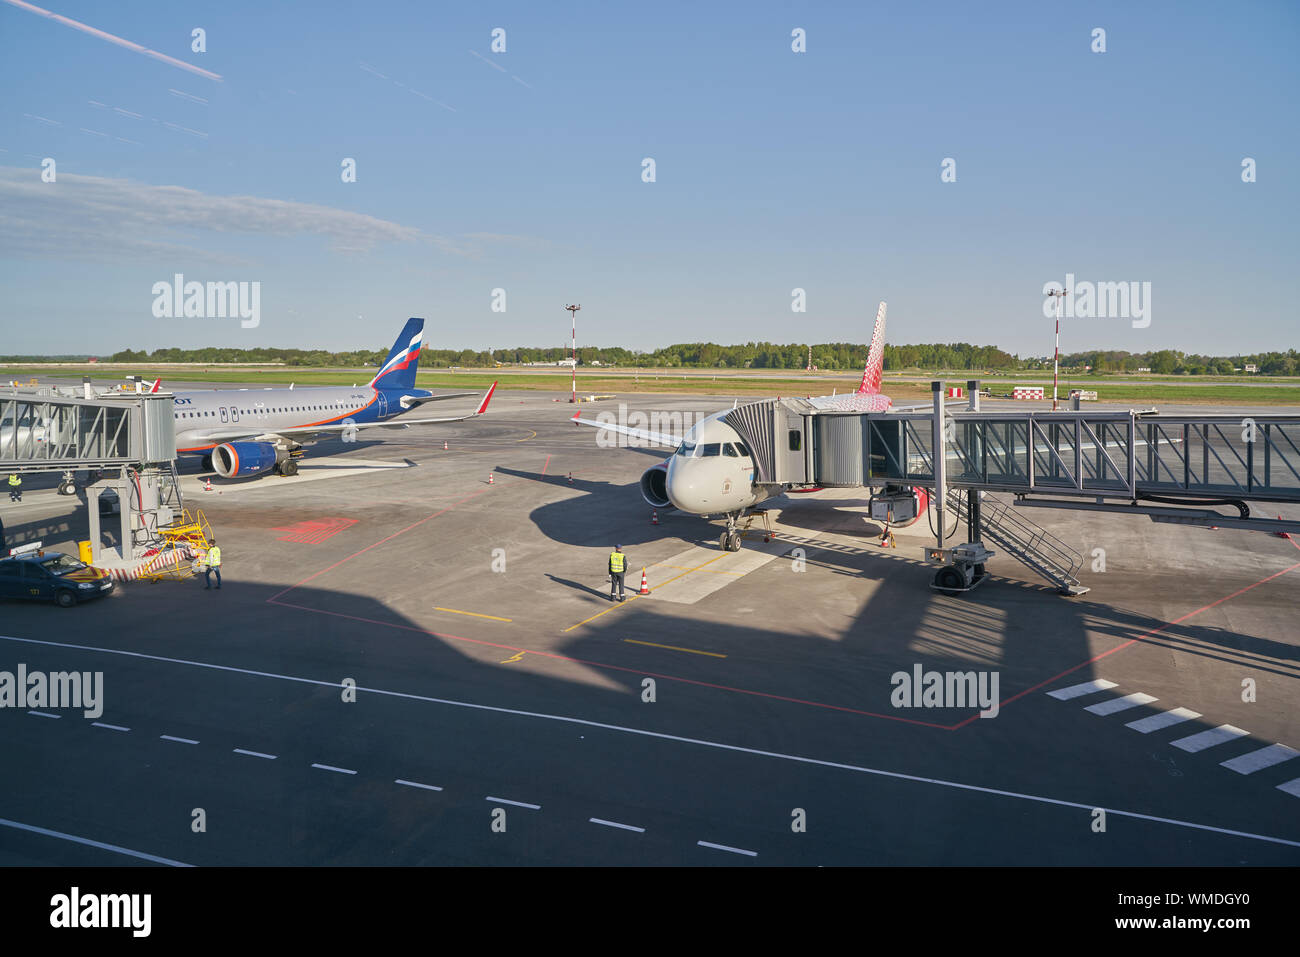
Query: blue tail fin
xmin=369 ymin=318 xmax=424 ymax=390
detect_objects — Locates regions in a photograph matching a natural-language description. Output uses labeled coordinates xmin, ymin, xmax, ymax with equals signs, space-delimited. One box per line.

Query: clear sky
xmin=1 ymin=0 xmax=1296 ymax=357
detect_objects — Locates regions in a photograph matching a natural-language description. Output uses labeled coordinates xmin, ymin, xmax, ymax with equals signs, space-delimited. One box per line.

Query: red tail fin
xmin=856 ymin=301 xmax=887 ymax=394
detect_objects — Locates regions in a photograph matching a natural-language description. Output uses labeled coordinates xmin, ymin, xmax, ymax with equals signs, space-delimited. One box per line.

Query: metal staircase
xmin=945 ymin=489 xmax=1089 ymax=596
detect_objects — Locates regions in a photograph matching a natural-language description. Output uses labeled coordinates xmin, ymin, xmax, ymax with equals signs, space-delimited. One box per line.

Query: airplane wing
xmin=571 ymin=412 xmax=682 ymax=448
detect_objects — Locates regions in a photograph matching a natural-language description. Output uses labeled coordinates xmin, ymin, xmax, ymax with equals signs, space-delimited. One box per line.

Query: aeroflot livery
xmin=172 ymin=318 xmax=496 ymax=478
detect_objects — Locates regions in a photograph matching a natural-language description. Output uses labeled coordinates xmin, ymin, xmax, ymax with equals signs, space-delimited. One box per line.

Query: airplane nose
xmin=665 ymin=458 xmax=709 ymax=512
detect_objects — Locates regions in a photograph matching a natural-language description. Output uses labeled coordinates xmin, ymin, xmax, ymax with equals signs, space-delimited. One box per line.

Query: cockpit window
xmin=676 ymin=441 xmax=698 ymax=457
xmin=701 ymin=443 xmax=722 ymax=457
xmin=722 ymin=443 xmax=739 ymax=457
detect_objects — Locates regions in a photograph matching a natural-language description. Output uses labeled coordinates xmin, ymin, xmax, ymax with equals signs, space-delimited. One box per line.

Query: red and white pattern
xmin=1013 ymin=387 xmax=1045 ymax=400
xmin=108 ymin=546 xmax=198 ymax=581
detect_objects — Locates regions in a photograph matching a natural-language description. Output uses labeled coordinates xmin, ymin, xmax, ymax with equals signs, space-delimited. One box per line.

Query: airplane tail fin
xmin=369 ymin=318 xmax=425 ymax=390
xmin=856 ymin=301 xmax=887 ymax=395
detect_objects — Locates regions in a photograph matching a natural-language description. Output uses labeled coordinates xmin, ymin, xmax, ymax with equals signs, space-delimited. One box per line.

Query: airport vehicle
xmin=0 ymin=546 xmax=114 ymax=607
xmin=574 ymin=302 xmax=925 ymax=550
xmin=171 ymin=318 xmax=496 ymax=478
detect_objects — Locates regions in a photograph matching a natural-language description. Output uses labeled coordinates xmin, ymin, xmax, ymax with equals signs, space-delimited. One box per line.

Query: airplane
xmin=572 ymin=301 xmax=925 ymax=551
xmin=171 ymin=318 xmax=497 ymax=478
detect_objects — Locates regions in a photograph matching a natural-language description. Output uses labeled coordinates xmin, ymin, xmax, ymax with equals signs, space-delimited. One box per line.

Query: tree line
xmin=5 ymin=344 xmax=1296 ymax=375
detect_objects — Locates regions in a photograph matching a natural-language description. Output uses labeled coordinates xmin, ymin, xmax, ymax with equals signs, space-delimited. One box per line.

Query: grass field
xmin=4 ymin=364 xmax=1299 ymax=406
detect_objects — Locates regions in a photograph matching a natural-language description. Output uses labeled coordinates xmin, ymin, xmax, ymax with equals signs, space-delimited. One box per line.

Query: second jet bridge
xmin=725 ymin=397 xmax=1300 ymax=506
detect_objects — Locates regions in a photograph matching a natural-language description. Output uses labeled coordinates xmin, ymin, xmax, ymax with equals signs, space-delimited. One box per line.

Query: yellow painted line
xmin=561 ymin=553 xmax=729 ymax=633
xmin=434 ymin=606 xmax=513 ymax=622
xmin=623 ymin=639 xmax=727 ymax=659
xmin=515 ymin=429 xmax=538 ymax=442
xmin=500 ymin=650 xmax=526 ymax=663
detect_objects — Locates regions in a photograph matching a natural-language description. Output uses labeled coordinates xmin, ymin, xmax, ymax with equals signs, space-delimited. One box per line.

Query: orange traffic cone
xmin=1276 ymin=515 xmax=1290 ymax=539
xmin=204 ymin=477 xmax=213 ymax=492
xmin=568 ymin=472 xmax=573 ymax=484
xmin=651 ymin=510 xmax=659 ymax=525
xmin=488 ymin=473 xmax=494 ymax=485
xmin=443 ymin=440 xmax=448 ymax=450
xmin=638 ymin=568 xmax=650 ymax=595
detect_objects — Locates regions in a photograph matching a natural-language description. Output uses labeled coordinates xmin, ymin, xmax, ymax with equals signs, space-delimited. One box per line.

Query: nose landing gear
xmin=718 ymin=509 xmax=772 ymax=552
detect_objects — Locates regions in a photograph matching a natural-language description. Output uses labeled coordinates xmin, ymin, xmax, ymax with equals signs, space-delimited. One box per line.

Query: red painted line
xmin=265 ymin=598 xmax=954 ymax=728
xmin=266 ymin=489 xmax=490 ymax=602
xmin=949 ymin=559 xmax=1300 ymax=731
xmin=541 ymin=453 xmax=551 ymax=476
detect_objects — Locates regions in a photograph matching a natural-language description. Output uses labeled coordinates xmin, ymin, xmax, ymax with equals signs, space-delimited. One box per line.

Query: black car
xmin=0 ymin=552 xmax=116 ymax=607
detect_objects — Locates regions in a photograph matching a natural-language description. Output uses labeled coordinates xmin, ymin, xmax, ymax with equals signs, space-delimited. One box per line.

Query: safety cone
xmin=1276 ymin=515 xmax=1291 ymax=539
xmin=488 ymin=473 xmax=494 ymax=485
xmin=443 ymin=440 xmax=448 ymax=450
xmin=651 ymin=510 xmax=659 ymax=525
xmin=204 ymin=477 xmax=213 ymax=492
xmin=638 ymin=568 xmax=650 ymax=595
xmin=568 ymin=472 xmax=573 ymax=484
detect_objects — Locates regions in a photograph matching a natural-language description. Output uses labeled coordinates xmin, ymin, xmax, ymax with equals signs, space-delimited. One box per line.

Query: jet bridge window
xmin=788 ymin=430 xmax=802 ymax=452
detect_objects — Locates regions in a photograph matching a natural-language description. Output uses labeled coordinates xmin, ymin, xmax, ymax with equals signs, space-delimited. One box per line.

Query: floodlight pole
xmin=1047 ymin=287 xmax=1066 ymax=411
xmin=565 ymin=304 xmax=580 ymax=403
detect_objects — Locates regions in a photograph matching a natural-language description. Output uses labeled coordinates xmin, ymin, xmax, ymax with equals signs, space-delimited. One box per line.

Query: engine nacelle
xmin=212 ymin=441 xmax=281 ymax=478
xmin=639 ymin=462 xmax=672 ymax=509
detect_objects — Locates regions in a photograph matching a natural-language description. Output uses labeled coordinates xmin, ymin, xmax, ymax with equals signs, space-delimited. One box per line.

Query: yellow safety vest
xmin=7 ymin=474 xmax=19 ymax=486
xmin=609 ymin=551 xmax=625 ymax=573
xmin=208 ymin=546 xmax=222 ymax=567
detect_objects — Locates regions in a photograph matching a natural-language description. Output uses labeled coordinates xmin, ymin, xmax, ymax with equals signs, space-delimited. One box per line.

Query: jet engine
xmin=212 ymin=441 xmax=281 ymax=478
xmin=639 ymin=462 xmax=672 ymax=509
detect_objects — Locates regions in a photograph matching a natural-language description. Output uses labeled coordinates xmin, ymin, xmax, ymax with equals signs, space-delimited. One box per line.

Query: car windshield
xmin=41 ymin=555 xmax=87 ymax=576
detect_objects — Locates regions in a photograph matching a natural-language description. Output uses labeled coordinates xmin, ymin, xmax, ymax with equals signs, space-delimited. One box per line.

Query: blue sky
xmin=1 ymin=0 xmax=1296 ymax=357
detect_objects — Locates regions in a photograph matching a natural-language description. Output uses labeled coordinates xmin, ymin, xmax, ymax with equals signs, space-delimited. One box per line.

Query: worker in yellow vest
xmin=608 ymin=544 xmax=627 ymax=602
xmin=203 ymin=538 xmax=223 ymax=590
xmin=7 ymin=473 xmax=20 ymax=503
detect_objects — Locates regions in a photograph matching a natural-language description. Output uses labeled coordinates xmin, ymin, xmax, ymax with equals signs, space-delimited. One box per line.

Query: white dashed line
xmin=486 ymin=796 xmax=540 ymax=810
xmin=1085 ymin=692 xmax=1158 ymax=716
xmin=0 ymin=816 xmax=192 ymax=867
xmin=27 ymin=710 xmax=60 ymax=719
xmin=160 ymin=735 xmax=199 ymax=745
xmin=233 ymin=748 xmax=277 ymax=760
xmin=698 ymin=840 xmax=757 ymax=857
xmin=4 ymin=635 xmax=1298 ymax=850
xmin=1047 ymin=679 xmax=1118 ymax=700
xmin=395 ymin=779 xmax=443 ymax=792
xmin=1277 ymin=779 xmax=1300 ymax=799
xmin=1220 ymin=744 xmax=1299 ymax=775
xmin=590 ymin=818 xmax=645 ymax=833
xmin=311 ymin=763 xmax=356 ymax=775
xmin=1171 ymin=725 xmax=1250 ymax=753
xmin=1125 ymin=708 xmax=1201 ymax=734
xmin=92 ymin=722 xmax=130 ymax=732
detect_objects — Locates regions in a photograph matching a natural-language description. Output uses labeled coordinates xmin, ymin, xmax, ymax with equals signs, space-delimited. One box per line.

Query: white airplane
xmin=572 ymin=301 xmax=923 ymax=550
xmin=171 ymin=318 xmax=496 ymax=478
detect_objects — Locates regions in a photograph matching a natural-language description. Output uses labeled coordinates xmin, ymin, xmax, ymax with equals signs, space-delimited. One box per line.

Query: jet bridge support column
xmin=932 ymin=381 xmax=946 ymax=548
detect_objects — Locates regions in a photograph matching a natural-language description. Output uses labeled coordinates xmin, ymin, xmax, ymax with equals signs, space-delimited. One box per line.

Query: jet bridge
xmin=1 ymin=386 xmax=183 ymax=567
xmin=724 ymin=383 xmax=1300 ymax=594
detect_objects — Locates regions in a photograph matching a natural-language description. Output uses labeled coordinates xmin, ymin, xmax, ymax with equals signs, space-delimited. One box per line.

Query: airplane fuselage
xmin=172 ymin=384 xmax=434 ymax=453
xmin=660 ymin=412 xmax=776 ymax=515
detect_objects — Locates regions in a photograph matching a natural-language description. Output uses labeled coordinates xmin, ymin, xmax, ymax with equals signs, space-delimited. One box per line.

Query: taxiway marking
xmin=1047 ymin=679 xmax=1118 ymax=700
xmin=590 ymin=818 xmax=645 ymax=833
xmin=1171 ymin=725 xmax=1250 ymax=753
xmin=396 ymin=779 xmax=443 ymax=792
xmin=1126 ymin=708 xmax=1202 ymax=734
xmin=0 ymin=816 xmax=192 ymax=867
xmin=233 ymin=748 xmax=277 ymax=760
xmin=160 ymin=734 xmax=199 ymax=745
xmin=1220 ymin=743 xmax=1299 ymax=775
xmin=311 ymin=763 xmax=357 ymax=775
xmin=1085 ymin=692 xmax=1158 ymax=716
xmin=623 ymin=639 xmax=727 ymax=658
xmin=562 ymin=553 xmax=729 ymax=632
xmin=434 ymin=606 xmax=513 ymax=622
xmin=27 ymin=710 xmax=59 ymax=719
xmin=698 ymin=840 xmax=757 ymax=857
xmin=92 ymin=722 xmax=130 ymax=732
xmin=4 ymin=634 xmax=1296 ymax=849
xmin=486 ymin=796 xmax=540 ymax=810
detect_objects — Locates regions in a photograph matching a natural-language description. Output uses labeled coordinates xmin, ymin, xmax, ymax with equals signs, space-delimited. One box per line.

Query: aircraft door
xmin=231 ymin=406 xmax=240 ymax=423
xmin=220 ymin=407 xmax=228 ymax=423
xmin=377 ymin=392 xmax=389 ymax=419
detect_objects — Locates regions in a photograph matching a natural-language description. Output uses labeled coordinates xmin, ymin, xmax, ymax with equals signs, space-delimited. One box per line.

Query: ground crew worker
xmin=203 ymin=538 xmax=223 ymax=590
xmin=608 ymin=544 xmax=627 ymax=602
xmin=7 ymin=473 xmax=20 ymax=503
